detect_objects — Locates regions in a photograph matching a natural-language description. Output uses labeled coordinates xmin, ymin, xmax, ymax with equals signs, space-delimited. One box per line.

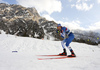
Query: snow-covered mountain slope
xmin=0 ymin=32 xmax=100 ymax=70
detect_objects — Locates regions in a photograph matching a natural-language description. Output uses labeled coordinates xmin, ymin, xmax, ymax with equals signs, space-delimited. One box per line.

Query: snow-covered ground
xmin=0 ymin=31 xmax=100 ymax=70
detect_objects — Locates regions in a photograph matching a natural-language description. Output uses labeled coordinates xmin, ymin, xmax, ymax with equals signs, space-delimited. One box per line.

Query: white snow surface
xmin=0 ymin=33 xmax=100 ymax=70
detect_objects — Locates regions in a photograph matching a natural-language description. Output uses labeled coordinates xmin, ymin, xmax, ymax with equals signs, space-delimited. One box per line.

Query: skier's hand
xmin=56 ymin=30 xmax=60 ymax=34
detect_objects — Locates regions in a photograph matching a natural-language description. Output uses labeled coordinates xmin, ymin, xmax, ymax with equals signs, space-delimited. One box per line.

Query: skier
xmin=56 ymin=24 xmax=76 ymax=57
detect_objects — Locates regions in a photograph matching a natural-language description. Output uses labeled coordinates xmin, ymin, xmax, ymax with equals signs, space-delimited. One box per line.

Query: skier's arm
xmin=60 ymin=27 xmax=66 ymax=38
xmin=65 ymin=28 xmax=70 ymax=35
xmin=61 ymin=27 xmax=70 ymax=38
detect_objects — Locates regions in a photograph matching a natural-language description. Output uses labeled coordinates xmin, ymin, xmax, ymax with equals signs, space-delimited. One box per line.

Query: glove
xmin=56 ymin=30 xmax=60 ymax=34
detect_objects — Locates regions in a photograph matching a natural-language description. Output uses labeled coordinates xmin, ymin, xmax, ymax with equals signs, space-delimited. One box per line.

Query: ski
xmin=38 ymin=56 xmax=73 ymax=60
xmin=37 ymin=54 xmax=67 ymax=57
xmin=37 ymin=55 xmax=76 ymax=60
xmin=37 ymin=54 xmax=76 ymax=57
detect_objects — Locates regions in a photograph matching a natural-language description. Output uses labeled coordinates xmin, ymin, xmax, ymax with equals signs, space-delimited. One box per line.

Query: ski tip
xmin=38 ymin=58 xmax=43 ymax=60
xmin=38 ymin=58 xmax=50 ymax=60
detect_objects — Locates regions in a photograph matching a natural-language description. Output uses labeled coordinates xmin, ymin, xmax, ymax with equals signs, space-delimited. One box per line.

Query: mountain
xmin=72 ymin=29 xmax=100 ymax=45
xmin=0 ymin=3 xmax=59 ymax=39
xmin=0 ymin=3 xmax=44 ymax=38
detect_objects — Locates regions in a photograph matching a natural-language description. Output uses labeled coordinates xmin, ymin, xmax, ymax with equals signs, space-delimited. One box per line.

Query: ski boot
xmin=59 ymin=49 xmax=67 ymax=56
xmin=68 ymin=50 xmax=76 ymax=57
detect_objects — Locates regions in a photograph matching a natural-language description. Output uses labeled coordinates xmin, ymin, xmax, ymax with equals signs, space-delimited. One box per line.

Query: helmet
xmin=57 ymin=24 xmax=61 ymax=27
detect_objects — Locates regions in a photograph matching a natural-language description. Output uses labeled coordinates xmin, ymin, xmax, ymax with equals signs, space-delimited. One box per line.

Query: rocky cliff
xmin=0 ymin=3 xmax=59 ymax=39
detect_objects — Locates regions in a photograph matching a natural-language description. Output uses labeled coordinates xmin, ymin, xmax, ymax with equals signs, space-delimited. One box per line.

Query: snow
xmin=34 ymin=32 xmax=39 ymax=37
xmin=98 ymin=44 xmax=100 ymax=48
xmin=6 ymin=7 xmax=11 ymax=11
xmin=2 ymin=17 xmax=6 ymax=20
xmin=0 ymin=32 xmax=100 ymax=70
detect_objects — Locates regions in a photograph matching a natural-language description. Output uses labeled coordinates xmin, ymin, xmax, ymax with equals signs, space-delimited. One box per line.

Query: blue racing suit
xmin=57 ymin=27 xmax=74 ymax=51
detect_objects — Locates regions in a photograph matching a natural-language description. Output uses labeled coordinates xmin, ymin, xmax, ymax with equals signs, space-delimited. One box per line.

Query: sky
xmin=0 ymin=0 xmax=100 ymax=31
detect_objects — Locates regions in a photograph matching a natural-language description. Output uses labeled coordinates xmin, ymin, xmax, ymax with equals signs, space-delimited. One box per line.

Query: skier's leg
xmin=65 ymin=33 xmax=76 ymax=57
xmin=67 ymin=46 xmax=75 ymax=56
xmin=61 ymin=39 xmax=67 ymax=49
xmin=65 ymin=33 xmax=74 ymax=47
xmin=67 ymin=46 xmax=73 ymax=52
xmin=59 ymin=39 xmax=67 ymax=55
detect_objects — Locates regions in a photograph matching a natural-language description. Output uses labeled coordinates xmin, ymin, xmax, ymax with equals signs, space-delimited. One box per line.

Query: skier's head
xmin=57 ymin=24 xmax=62 ymax=30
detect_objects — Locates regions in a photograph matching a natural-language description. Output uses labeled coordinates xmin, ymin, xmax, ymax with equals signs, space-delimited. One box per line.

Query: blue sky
xmin=0 ymin=0 xmax=100 ymax=30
